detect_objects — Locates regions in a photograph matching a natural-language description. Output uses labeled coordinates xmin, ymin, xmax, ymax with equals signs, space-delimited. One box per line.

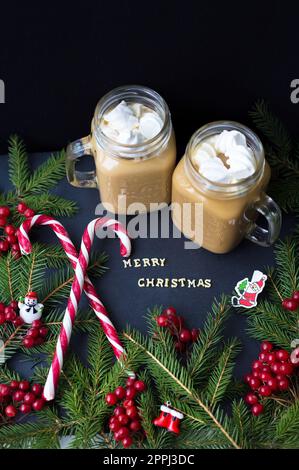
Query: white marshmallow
xmin=139 ymin=113 xmax=163 ymax=140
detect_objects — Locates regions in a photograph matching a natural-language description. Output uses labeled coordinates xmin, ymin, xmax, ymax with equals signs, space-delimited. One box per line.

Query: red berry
xmin=134 ymin=380 xmax=146 ymax=393
xmin=116 ymin=427 xmax=129 ymax=440
xmin=32 ymin=398 xmax=46 ymax=411
xmin=4 ymin=405 xmax=17 ymax=418
xmin=174 ymin=341 xmax=186 ymax=353
xmin=34 ymin=337 xmax=45 ymax=346
xmin=114 ymin=431 xmax=123 ymax=441
xmin=0 ymin=206 xmax=10 ymax=217
xmin=244 ymin=374 xmax=252 ymax=384
xmin=126 ymin=377 xmax=136 ymax=387
xmin=27 ymin=328 xmax=40 ymax=339
xmin=179 ymin=328 xmax=192 ymax=343
xmin=252 ymin=360 xmax=262 ymax=370
xmin=32 ymin=319 xmax=43 ymax=328
xmin=10 ymin=300 xmax=18 ymax=310
xmin=0 ymin=314 xmax=6 ymax=324
xmin=11 ymin=249 xmax=21 ymax=260
xmin=271 ymin=362 xmax=280 ymax=374
xmin=249 ymin=377 xmax=261 ymax=390
xmin=123 ymin=399 xmax=135 ymax=408
xmin=114 ymin=406 xmax=126 ymax=417
xmin=31 ymin=384 xmax=43 ymax=396
xmin=0 ymin=217 xmax=7 ymax=227
xmin=38 ymin=326 xmax=48 ymax=337
xmin=282 ymin=298 xmax=298 ymax=311
xmin=261 ymin=365 xmax=271 ymax=373
xmin=251 ymin=403 xmax=264 ymax=416
xmin=5 ymin=310 xmax=17 ymax=321
xmin=166 ymin=313 xmax=180 ymax=328
xmin=259 ymin=372 xmax=272 ymax=382
xmin=19 ymin=380 xmax=30 ymax=391
xmin=267 ymin=377 xmax=279 ymax=391
xmin=129 ymin=419 xmax=141 ymax=432
xmin=105 ymin=392 xmax=118 ymax=406
xmin=0 ymin=302 xmax=4 ymax=313
xmin=252 ymin=371 xmax=260 ymax=378
xmin=259 ymin=385 xmax=272 ymax=397
xmin=19 ymin=403 xmax=31 ymax=414
xmin=7 ymin=235 xmax=17 ymax=245
xmin=126 ymin=406 xmax=139 ymax=419
xmin=126 ymin=387 xmax=136 ymax=399
xmin=156 ymin=315 xmax=168 ymax=327
xmin=122 ymin=436 xmax=133 ymax=448
xmin=278 ymin=362 xmax=294 ymax=376
xmin=244 ymin=393 xmax=259 ymax=405
xmin=278 ymin=378 xmax=289 ymax=391
xmin=109 ymin=420 xmax=120 ymax=432
xmin=114 ymin=386 xmax=126 ymax=400
xmin=276 ymin=350 xmax=289 ymax=362
xmin=267 ymin=353 xmax=276 ymax=364
xmin=0 ymin=240 xmax=10 ymax=252
xmin=0 ymin=384 xmax=11 ymax=396
xmin=24 ymin=208 xmax=35 ymax=218
xmin=22 ymin=337 xmax=35 ymax=348
xmin=23 ymin=392 xmax=36 ymax=405
xmin=292 ymin=291 xmax=299 ymax=302
xmin=191 ymin=328 xmax=200 ymax=342
xmin=13 ymin=317 xmax=24 ymax=327
xmin=260 ymin=341 xmax=273 ymax=352
xmin=4 ymin=225 xmax=16 ymax=236
xmin=12 ymin=390 xmax=25 ymax=402
xmin=259 ymin=352 xmax=269 ymax=363
xmin=17 ymin=202 xmax=27 ymax=214
xmin=118 ymin=414 xmax=129 ymax=426
xmin=10 ymin=380 xmax=19 ymax=390
xmin=163 ymin=306 xmax=177 ymax=316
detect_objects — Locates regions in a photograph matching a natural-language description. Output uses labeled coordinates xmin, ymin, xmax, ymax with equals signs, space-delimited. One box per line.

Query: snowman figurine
xmin=18 ymin=292 xmax=44 ymax=324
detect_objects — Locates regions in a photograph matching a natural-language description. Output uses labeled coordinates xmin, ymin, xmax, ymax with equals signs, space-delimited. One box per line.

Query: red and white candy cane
xmin=17 ymin=215 xmax=132 ymax=401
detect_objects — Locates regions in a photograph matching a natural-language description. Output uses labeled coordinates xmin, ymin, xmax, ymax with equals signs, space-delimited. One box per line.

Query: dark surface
xmin=1 ymin=1 xmax=299 ymax=153
xmin=0 ymin=151 xmax=294 ymax=380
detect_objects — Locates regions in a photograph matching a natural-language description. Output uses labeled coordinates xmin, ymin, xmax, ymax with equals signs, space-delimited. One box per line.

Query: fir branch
xmin=24 ymin=193 xmax=78 ymax=217
xmin=24 ymin=149 xmax=66 ymax=194
xmin=8 ymin=135 xmax=30 ymax=195
xmin=124 ymin=330 xmax=241 ymax=449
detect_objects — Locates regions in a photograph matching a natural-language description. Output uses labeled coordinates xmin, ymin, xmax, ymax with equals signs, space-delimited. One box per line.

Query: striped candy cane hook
xmin=17 ymin=215 xmax=133 ymax=400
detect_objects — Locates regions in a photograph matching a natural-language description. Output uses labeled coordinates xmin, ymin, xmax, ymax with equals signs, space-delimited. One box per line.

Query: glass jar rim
xmin=93 ymin=84 xmax=172 ymax=159
xmin=185 ymin=120 xmax=265 ymax=197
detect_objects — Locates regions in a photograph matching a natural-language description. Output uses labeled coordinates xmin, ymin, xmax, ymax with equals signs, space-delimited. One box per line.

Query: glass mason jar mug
xmin=66 ymin=85 xmax=176 ymax=214
xmin=171 ymin=121 xmax=282 ymax=254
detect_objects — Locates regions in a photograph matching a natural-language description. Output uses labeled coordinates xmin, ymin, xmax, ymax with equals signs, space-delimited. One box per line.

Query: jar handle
xmin=245 ymin=193 xmax=282 ymax=247
xmin=66 ymin=135 xmax=98 ymax=188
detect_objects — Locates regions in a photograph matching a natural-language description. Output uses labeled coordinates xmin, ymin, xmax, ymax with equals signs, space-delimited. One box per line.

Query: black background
xmin=0 ymin=0 xmax=299 ymax=155
xmin=0 ymin=2 xmax=297 ymax=383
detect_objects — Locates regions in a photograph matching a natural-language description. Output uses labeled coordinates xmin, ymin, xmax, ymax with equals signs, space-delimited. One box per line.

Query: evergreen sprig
xmin=1 ymin=135 xmax=78 ymax=220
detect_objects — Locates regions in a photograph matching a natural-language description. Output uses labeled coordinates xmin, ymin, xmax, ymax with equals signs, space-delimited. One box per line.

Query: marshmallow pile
xmin=192 ymin=130 xmax=256 ymax=183
xmin=100 ymin=100 xmax=163 ymax=145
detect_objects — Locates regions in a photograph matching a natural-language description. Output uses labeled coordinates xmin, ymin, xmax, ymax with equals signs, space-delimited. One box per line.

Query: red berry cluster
xmin=0 ymin=204 xmax=35 ymax=259
xmin=156 ymin=306 xmax=199 ymax=352
xmin=244 ymin=341 xmax=297 ymax=416
xmin=0 ymin=380 xmax=45 ymax=419
xmin=0 ymin=300 xmax=24 ymax=328
xmin=22 ymin=319 xmax=48 ymax=348
xmin=282 ymin=290 xmax=299 ymax=311
xmin=106 ymin=377 xmax=146 ymax=448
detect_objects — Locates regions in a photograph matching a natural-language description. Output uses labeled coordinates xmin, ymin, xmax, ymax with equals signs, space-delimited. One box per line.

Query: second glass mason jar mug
xmin=66 ymin=85 xmax=176 ymax=215
xmin=171 ymin=121 xmax=282 ymax=254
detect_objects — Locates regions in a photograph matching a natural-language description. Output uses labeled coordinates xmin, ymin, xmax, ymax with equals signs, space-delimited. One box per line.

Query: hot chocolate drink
xmin=171 ymin=121 xmax=281 ymax=254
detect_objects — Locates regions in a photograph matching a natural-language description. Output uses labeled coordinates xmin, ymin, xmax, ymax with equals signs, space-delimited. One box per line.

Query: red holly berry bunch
xmin=0 ymin=203 xmax=35 ymax=259
xmin=244 ymin=341 xmax=297 ymax=416
xmin=105 ymin=377 xmax=146 ymax=448
xmin=156 ymin=306 xmax=199 ymax=353
xmin=0 ymin=300 xmax=24 ymax=328
xmin=282 ymin=290 xmax=299 ymax=311
xmin=22 ymin=319 xmax=48 ymax=349
xmin=0 ymin=379 xmax=46 ymax=420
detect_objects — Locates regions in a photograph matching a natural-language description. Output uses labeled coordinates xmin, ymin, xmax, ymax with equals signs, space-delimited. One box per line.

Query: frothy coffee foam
xmin=192 ymin=130 xmax=256 ymax=183
xmin=100 ymin=100 xmax=163 ymax=145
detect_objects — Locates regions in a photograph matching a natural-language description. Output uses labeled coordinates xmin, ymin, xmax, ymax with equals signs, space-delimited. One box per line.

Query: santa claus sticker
xmin=18 ymin=292 xmax=44 ymax=324
xmin=231 ymin=270 xmax=267 ymax=309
